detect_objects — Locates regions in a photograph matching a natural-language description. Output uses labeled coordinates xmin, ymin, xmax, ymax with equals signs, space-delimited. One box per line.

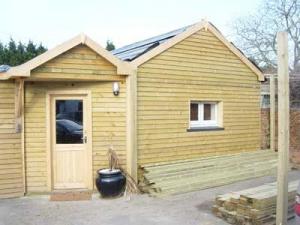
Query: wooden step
xmin=50 ymin=189 xmax=92 ymax=201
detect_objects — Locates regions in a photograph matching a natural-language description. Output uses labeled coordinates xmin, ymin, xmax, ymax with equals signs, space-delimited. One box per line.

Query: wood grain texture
xmin=137 ymin=29 xmax=261 ymax=165
xmin=30 ymin=45 xmax=119 ymax=81
xmin=276 ymin=32 xmax=289 ymax=225
xmin=270 ymin=75 xmax=276 ymax=151
xmin=0 ymin=80 xmax=24 ymax=198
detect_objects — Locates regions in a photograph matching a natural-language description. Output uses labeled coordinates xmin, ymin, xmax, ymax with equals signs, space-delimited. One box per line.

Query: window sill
xmin=187 ymin=127 xmax=224 ymax=132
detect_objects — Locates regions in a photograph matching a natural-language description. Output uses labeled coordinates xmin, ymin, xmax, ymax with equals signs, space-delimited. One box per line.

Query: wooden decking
xmin=138 ymin=150 xmax=278 ymax=196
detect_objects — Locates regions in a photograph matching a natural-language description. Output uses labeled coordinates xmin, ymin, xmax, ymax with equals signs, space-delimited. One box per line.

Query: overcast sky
xmin=1 ymin=0 xmax=262 ymax=49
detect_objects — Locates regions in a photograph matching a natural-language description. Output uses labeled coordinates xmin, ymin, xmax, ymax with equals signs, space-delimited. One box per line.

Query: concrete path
xmin=0 ymin=171 xmax=299 ymax=225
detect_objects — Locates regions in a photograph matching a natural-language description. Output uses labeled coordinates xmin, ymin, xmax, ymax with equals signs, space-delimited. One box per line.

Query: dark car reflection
xmin=56 ymin=119 xmax=83 ymax=144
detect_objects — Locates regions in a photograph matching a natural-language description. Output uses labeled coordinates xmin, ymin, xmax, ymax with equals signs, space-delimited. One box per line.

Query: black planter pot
xmin=96 ymin=169 xmax=126 ymax=198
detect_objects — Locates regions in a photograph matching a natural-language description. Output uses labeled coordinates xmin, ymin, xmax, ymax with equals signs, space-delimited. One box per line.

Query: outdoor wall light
xmin=113 ymin=82 xmax=120 ymax=96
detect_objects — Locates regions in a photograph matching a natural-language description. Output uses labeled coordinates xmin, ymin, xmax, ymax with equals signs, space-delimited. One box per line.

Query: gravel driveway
xmin=0 ymin=171 xmax=299 ymax=225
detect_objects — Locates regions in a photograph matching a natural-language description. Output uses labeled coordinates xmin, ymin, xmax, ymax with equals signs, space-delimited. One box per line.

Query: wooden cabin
xmin=0 ymin=21 xmax=264 ymax=198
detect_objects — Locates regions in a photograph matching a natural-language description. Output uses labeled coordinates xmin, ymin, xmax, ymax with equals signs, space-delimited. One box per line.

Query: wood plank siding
xmin=29 ymin=44 xmax=124 ymax=81
xmin=137 ymin=29 xmax=261 ymax=165
xmin=24 ymin=45 xmax=126 ymax=192
xmin=0 ymin=80 xmax=24 ymax=198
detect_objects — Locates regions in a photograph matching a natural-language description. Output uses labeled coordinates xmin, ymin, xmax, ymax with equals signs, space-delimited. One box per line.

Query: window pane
xmin=56 ymin=100 xmax=83 ymax=144
xmin=211 ymin=104 xmax=216 ymax=120
xmin=261 ymin=95 xmax=270 ymax=108
xmin=190 ymin=103 xmax=198 ymax=121
xmin=203 ymin=104 xmax=211 ymax=120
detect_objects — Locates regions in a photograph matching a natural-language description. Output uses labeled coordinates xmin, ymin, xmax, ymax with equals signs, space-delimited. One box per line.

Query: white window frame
xmin=190 ymin=102 xmax=219 ymax=128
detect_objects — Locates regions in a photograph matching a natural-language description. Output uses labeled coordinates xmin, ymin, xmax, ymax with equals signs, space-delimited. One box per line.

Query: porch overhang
xmin=0 ymin=33 xmax=134 ymax=81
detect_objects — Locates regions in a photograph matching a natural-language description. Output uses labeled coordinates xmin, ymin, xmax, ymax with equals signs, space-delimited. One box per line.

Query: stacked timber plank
xmin=212 ymin=180 xmax=298 ymax=225
xmin=139 ymin=150 xmax=278 ymax=196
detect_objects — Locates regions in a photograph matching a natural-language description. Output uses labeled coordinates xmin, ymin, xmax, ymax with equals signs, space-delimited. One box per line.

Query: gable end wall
xmin=136 ymin=29 xmax=261 ymax=165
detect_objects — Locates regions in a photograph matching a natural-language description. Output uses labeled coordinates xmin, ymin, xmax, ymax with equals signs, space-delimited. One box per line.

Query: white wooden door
xmin=51 ymin=95 xmax=91 ymax=190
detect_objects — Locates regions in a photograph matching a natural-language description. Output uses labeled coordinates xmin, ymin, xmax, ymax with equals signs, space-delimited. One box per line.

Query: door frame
xmin=46 ymin=90 xmax=93 ymax=191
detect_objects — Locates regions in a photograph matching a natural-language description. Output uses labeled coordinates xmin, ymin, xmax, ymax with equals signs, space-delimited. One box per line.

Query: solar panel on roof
xmin=0 ymin=65 xmax=10 ymax=73
xmin=112 ymin=25 xmax=193 ymax=61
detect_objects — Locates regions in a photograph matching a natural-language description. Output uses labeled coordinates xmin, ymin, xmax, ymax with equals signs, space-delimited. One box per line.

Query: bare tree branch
xmin=231 ymin=0 xmax=300 ymax=73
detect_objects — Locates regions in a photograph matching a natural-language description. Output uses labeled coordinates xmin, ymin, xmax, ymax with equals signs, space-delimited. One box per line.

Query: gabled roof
xmin=0 ymin=20 xmax=264 ymax=81
xmin=113 ymin=20 xmax=264 ymax=81
xmin=0 ymin=34 xmax=132 ymax=80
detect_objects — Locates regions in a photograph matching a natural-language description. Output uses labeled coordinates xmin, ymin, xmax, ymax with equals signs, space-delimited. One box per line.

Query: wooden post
xmin=15 ymin=79 xmax=24 ymax=133
xmin=15 ymin=78 xmax=26 ymax=195
xmin=276 ymin=32 xmax=289 ymax=225
xmin=270 ymin=75 xmax=276 ymax=151
xmin=126 ymin=70 xmax=137 ymax=181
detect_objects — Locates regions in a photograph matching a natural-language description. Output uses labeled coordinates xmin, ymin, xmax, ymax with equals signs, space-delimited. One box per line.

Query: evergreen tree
xmin=36 ymin=43 xmax=47 ymax=55
xmin=0 ymin=42 xmax=4 ymax=65
xmin=0 ymin=38 xmax=47 ymax=66
xmin=8 ymin=38 xmax=17 ymax=66
xmin=105 ymin=40 xmax=115 ymax=51
xmin=16 ymin=42 xmax=25 ymax=65
xmin=25 ymin=41 xmax=36 ymax=61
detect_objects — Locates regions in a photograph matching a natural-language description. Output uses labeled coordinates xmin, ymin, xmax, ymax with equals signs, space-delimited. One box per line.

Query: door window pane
xmin=56 ymin=100 xmax=83 ymax=144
